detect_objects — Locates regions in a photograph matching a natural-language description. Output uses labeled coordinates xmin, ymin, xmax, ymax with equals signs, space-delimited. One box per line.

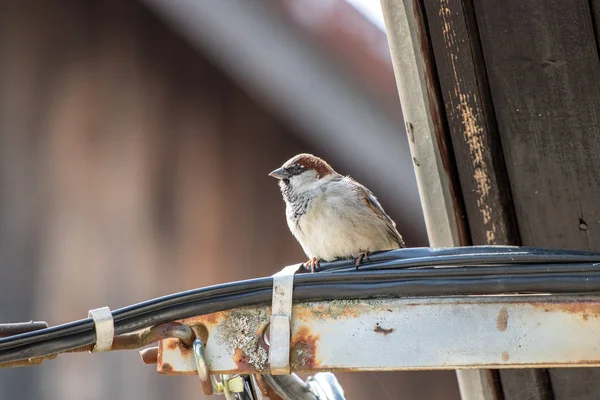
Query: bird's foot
xmin=304 ymin=257 xmax=320 ymax=273
xmin=355 ymin=251 xmax=370 ymax=269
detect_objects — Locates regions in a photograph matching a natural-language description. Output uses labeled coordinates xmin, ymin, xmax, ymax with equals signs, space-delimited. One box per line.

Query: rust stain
xmin=290 ymin=326 xmax=321 ymax=370
xmin=406 ymin=121 xmax=415 ymax=143
xmin=502 ymin=352 xmax=510 ymax=362
xmin=559 ymin=359 xmax=600 ymax=366
xmin=179 ymin=310 xmax=230 ymax=327
xmin=497 ymin=308 xmax=509 ymax=331
xmin=413 ymin=157 xmax=420 ymax=167
xmin=140 ymin=347 xmax=159 ymax=365
xmin=533 ymin=301 xmax=600 ymax=321
xmin=179 ymin=342 xmax=193 ymax=357
xmin=0 ymin=358 xmax=49 ymax=368
xmin=165 ymin=339 xmax=179 ymax=350
xmin=234 ymin=348 xmax=256 ymax=373
xmin=374 ymin=322 xmax=395 ymax=335
xmin=294 ymin=301 xmax=361 ymax=321
xmin=161 ymin=362 xmax=173 ymax=373
xmin=157 ymin=342 xmax=163 ymax=366
xmin=163 ymin=336 xmax=193 ymax=357
xmin=200 ymin=311 xmax=228 ymax=326
xmin=193 ymin=323 xmax=210 ymax=344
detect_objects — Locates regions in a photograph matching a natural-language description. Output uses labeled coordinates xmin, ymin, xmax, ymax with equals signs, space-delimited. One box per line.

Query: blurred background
xmin=0 ymin=0 xmax=460 ymax=398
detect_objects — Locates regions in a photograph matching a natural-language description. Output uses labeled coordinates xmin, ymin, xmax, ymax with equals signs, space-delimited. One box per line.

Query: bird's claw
xmin=304 ymin=257 xmax=320 ymax=273
xmin=355 ymin=251 xmax=370 ymax=269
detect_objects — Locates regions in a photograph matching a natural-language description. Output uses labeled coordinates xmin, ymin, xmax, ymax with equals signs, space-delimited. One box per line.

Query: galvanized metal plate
xmin=156 ymin=296 xmax=600 ymax=375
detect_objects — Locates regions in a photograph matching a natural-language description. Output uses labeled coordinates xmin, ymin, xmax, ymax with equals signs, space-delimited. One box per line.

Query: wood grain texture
xmin=549 ymin=368 xmax=600 ymax=399
xmin=472 ymin=0 xmax=600 ymax=250
xmin=472 ymin=0 xmax=600 ymax=398
xmin=422 ymin=0 xmax=519 ymax=247
xmin=500 ymin=370 xmax=554 ymax=400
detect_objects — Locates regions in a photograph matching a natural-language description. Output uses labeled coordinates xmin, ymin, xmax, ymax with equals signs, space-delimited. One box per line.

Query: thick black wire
xmin=4 ymin=273 xmax=600 ymax=363
xmin=2 ymin=248 xmax=600 ymax=349
xmin=319 ymin=252 xmax=600 ymax=272
xmin=9 ymin=249 xmax=596 ymax=350
xmin=3 ymin=246 xmax=600 ymax=364
xmin=314 ymin=246 xmax=600 ymax=271
xmin=2 ymin=278 xmax=283 ymax=351
xmin=116 ymin=273 xmax=600 ymax=332
xmin=0 ymin=277 xmax=275 ymax=350
xmin=4 ymin=261 xmax=599 ymax=351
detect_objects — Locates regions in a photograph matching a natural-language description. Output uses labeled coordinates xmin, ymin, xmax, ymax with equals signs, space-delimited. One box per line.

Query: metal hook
xmin=193 ymin=338 xmax=209 ymax=382
xmin=194 ymin=337 xmax=219 ymax=395
xmin=193 ymin=337 xmax=250 ymax=399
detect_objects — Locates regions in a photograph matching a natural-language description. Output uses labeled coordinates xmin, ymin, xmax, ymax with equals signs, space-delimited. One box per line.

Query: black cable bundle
xmin=2 ymin=245 xmax=600 ymax=365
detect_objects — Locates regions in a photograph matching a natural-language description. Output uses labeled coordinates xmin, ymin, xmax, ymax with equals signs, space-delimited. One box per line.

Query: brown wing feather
xmin=353 ymin=180 xmax=406 ymax=248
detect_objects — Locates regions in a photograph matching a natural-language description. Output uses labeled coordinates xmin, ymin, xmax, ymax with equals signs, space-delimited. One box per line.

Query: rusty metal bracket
xmin=155 ymin=295 xmax=600 ymax=375
xmin=269 ymin=264 xmax=301 ymax=375
xmin=88 ymin=306 xmax=114 ymax=352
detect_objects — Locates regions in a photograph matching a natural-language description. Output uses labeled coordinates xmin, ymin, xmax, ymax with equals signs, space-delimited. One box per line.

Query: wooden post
xmin=380 ymin=0 xmax=501 ymax=399
xmin=382 ymin=0 xmax=600 ymax=399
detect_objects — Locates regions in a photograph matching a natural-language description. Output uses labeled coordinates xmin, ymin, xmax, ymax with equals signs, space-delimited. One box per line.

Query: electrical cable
xmin=314 ymin=245 xmax=600 ymax=271
xmin=4 ymin=273 xmax=600 ymax=363
xmin=2 ymin=246 xmax=600 ymax=365
xmin=3 ymin=247 xmax=600 ymax=349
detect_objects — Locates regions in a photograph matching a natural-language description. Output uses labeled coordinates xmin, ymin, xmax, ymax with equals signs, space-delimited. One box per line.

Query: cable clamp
xmin=269 ymin=264 xmax=301 ymax=375
xmin=88 ymin=306 xmax=114 ymax=352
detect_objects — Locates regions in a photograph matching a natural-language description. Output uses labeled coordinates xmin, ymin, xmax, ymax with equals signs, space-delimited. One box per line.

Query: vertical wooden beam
xmin=380 ymin=0 xmax=468 ymax=248
xmin=472 ymin=0 xmax=600 ymax=398
xmin=472 ymin=0 xmax=600 ymax=250
xmin=380 ymin=1 xmax=496 ymax=399
xmin=422 ymin=0 xmax=519 ymax=246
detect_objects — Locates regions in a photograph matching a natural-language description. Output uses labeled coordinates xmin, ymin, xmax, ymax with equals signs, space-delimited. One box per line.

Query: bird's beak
xmin=269 ymin=167 xmax=292 ymax=180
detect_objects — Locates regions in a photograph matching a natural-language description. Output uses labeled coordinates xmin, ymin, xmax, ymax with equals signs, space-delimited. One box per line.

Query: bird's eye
xmin=287 ymin=164 xmax=304 ymax=175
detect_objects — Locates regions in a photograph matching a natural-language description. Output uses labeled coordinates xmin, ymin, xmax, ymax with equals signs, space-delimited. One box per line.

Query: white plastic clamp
xmin=88 ymin=306 xmax=114 ymax=352
xmin=268 ymin=264 xmax=300 ymax=375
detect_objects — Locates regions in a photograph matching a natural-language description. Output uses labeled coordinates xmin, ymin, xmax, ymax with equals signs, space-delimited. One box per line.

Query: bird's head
xmin=269 ymin=153 xmax=337 ymax=194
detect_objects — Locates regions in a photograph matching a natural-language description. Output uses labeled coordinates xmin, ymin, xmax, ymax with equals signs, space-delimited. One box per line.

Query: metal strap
xmin=269 ymin=264 xmax=300 ymax=375
xmin=88 ymin=306 xmax=114 ymax=352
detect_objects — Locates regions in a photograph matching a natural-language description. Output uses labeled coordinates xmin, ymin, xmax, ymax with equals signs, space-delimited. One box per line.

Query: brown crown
xmin=286 ymin=153 xmax=335 ymax=178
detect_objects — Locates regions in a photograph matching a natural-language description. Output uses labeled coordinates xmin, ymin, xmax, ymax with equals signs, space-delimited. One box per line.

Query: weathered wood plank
xmin=500 ymin=370 xmax=554 ymax=400
xmin=549 ymin=368 xmax=600 ymax=399
xmin=472 ymin=0 xmax=600 ymax=250
xmin=422 ymin=0 xmax=519 ymax=247
xmin=472 ymin=0 xmax=600 ymax=398
xmin=381 ymin=0 xmax=470 ymax=249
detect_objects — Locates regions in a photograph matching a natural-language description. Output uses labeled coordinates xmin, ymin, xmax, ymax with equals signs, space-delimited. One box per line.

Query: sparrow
xmin=269 ymin=153 xmax=405 ymax=272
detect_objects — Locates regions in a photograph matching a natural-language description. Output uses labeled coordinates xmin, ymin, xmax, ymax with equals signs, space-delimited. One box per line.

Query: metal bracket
xmin=157 ymin=295 xmax=600 ymax=374
xmin=268 ymin=264 xmax=300 ymax=375
xmin=88 ymin=306 xmax=114 ymax=352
